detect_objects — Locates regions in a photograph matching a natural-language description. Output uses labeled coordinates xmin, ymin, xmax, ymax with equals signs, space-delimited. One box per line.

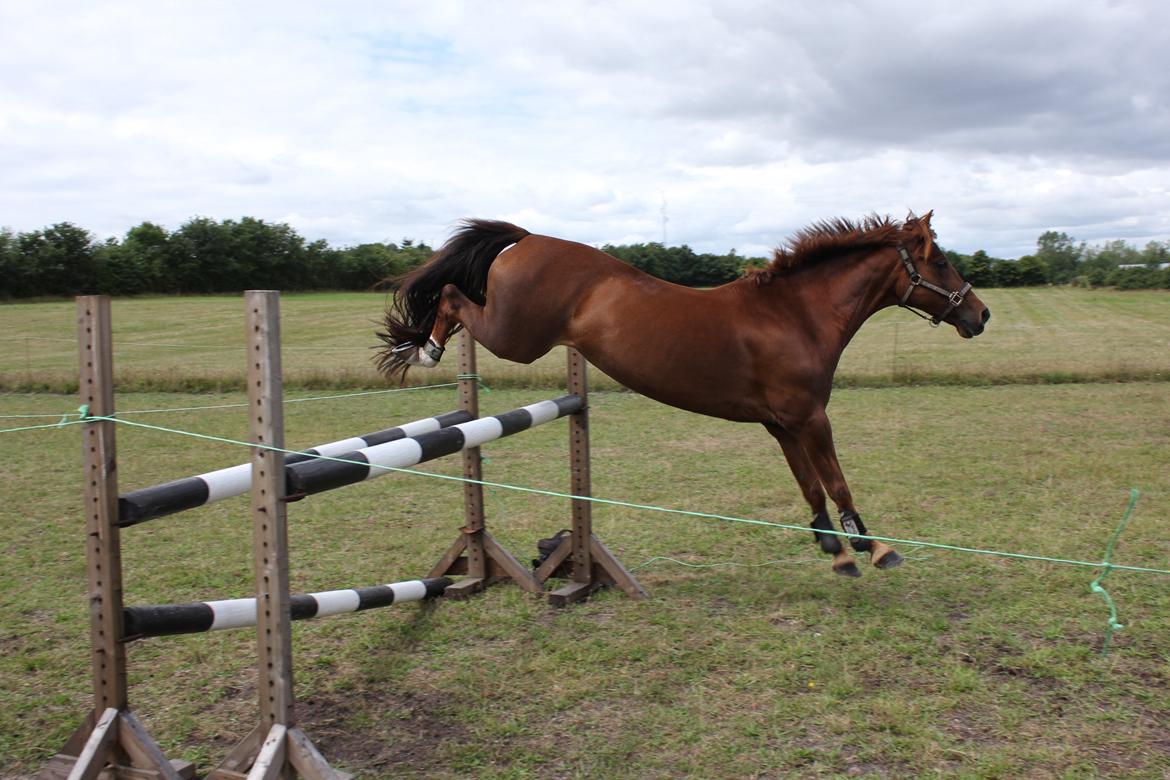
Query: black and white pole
xmin=117 ymin=410 xmax=473 ymax=526
xmin=123 ymin=578 xmax=452 ymax=639
xmin=286 ymin=394 xmax=584 ymax=496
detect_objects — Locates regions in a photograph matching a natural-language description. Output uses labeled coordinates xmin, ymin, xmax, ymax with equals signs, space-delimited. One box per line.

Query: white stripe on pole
xmin=204 ymin=463 xmax=254 ymax=502
xmin=310 ymin=589 xmax=362 ymax=617
xmin=458 ymin=416 xmax=505 ymax=448
xmin=523 ymin=400 xmax=561 ymax=426
xmin=362 ymin=438 xmax=425 ymax=474
xmin=389 ymin=580 xmax=428 ymax=602
xmin=207 ymin=598 xmax=261 ymax=631
xmin=311 ymin=436 xmax=369 ymax=457
xmin=397 ymin=417 xmax=445 ymax=437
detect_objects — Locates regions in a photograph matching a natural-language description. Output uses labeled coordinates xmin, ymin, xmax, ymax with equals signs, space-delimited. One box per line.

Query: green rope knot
xmin=76 ymin=404 xmax=91 ymax=420
xmin=456 ymin=373 xmax=491 ymax=393
xmin=1090 ymin=489 xmax=1139 ymax=656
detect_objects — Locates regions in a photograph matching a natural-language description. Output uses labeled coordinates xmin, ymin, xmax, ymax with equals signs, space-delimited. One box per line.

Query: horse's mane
xmin=750 ymin=214 xmax=931 ymax=283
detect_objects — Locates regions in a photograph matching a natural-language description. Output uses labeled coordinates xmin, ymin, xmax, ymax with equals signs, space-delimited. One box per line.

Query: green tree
xmin=15 ymin=223 xmax=99 ymax=297
xmin=98 ymin=222 xmax=170 ymax=295
xmin=945 ymin=250 xmax=970 ymax=278
xmin=963 ymin=250 xmax=996 ymax=287
xmin=993 ymin=258 xmax=1021 ymax=287
xmin=1015 ymin=254 xmax=1049 ymax=286
xmin=1035 ymin=231 xmax=1083 ymax=283
xmin=0 ymin=228 xmax=18 ymax=298
xmin=1141 ymin=240 xmax=1169 ymax=267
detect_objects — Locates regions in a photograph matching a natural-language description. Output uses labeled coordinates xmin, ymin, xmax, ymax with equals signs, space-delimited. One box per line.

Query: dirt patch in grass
xmin=297 ymin=688 xmax=468 ymax=777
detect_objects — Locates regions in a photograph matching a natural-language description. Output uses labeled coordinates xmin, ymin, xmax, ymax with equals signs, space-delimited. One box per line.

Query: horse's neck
xmin=768 ymin=250 xmax=898 ymax=356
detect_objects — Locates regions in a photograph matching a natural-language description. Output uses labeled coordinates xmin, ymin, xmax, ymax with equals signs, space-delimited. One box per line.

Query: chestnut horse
xmin=377 ymin=212 xmax=989 ymax=577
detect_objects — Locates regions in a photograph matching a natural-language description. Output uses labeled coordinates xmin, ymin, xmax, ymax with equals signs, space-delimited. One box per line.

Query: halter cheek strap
xmin=897 ymin=246 xmax=972 ymax=327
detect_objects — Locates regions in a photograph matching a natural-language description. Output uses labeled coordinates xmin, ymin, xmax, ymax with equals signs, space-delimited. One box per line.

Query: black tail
xmin=376 ymin=219 xmax=530 ymax=380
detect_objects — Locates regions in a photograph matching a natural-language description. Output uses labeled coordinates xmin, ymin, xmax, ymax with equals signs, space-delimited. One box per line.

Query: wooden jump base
xmin=47 ymin=291 xmax=644 ymax=780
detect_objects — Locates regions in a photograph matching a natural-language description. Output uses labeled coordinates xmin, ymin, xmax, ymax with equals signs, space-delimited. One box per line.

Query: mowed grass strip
xmin=2 ymin=287 xmax=1169 ymax=392
xmin=1 ymin=382 xmax=1168 ymax=778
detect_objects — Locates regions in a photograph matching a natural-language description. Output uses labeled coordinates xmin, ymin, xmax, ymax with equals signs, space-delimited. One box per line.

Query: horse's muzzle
xmin=957 ymin=307 xmax=990 ymax=338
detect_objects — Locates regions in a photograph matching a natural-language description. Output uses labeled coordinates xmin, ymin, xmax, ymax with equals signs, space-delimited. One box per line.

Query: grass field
xmin=2 ymin=287 xmax=1170 ymax=392
xmin=2 ymin=288 xmax=1169 ymax=778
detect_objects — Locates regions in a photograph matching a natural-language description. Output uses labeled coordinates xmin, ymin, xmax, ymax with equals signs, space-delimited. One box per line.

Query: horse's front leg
xmin=791 ymin=410 xmax=903 ymax=570
xmin=764 ymin=424 xmax=860 ymax=577
xmin=416 ymin=283 xmax=558 ymax=366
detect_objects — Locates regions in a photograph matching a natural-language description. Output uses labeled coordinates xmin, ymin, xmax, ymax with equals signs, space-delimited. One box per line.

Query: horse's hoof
xmin=873 ymin=549 xmax=904 ymax=570
xmin=833 ymin=561 xmax=862 ymax=578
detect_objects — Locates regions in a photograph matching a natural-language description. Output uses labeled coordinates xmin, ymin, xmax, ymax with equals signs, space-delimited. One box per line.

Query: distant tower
xmin=660 ymin=192 xmax=669 ymax=245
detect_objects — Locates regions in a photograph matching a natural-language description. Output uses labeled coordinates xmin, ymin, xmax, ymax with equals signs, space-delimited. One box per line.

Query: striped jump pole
xmin=117 ymin=410 xmax=473 ymax=526
xmin=285 ymin=394 xmax=583 ymax=497
xmin=123 ymin=577 xmax=452 ymax=639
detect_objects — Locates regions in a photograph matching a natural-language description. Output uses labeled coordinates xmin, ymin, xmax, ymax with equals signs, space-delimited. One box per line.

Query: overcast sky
xmin=2 ymin=1 xmax=1168 ymax=259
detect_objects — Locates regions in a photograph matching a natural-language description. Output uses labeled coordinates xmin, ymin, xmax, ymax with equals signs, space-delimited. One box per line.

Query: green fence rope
xmin=76 ymin=409 xmax=1169 ymax=581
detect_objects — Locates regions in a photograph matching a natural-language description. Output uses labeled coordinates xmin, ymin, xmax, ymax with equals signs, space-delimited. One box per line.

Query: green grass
xmin=2 ymin=287 xmax=1170 ymax=392
xmin=2 ymin=379 xmax=1169 ymax=778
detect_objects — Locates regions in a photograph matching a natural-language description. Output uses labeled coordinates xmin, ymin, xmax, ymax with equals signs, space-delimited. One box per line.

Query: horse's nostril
xmin=981 ymin=308 xmax=991 ymax=325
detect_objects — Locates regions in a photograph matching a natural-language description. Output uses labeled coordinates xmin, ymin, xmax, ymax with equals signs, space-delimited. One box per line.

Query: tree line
xmin=944 ymin=231 xmax=1170 ymax=290
xmin=1 ymin=218 xmax=1168 ymax=300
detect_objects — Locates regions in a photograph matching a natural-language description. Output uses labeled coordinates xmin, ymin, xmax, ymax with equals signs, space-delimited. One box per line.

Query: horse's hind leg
xmin=765 ymin=424 xmax=860 ymax=577
xmin=788 ymin=411 xmax=903 ymax=571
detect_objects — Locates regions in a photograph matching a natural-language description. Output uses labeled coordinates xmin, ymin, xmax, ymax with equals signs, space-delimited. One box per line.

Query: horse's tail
xmin=376 ymin=219 xmax=530 ymax=379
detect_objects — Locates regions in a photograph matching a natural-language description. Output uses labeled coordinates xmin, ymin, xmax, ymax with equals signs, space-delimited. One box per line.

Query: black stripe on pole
xmin=119 ymin=477 xmax=210 ymax=527
xmin=415 ymin=426 xmax=467 ymax=462
xmin=495 ymin=408 xmax=534 ymax=436
xmin=123 ymin=603 xmax=215 ymax=638
xmin=352 ymin=584 xmax=397 ymax=611
xmin=285 ymin=452 xmax=372 ymax=497
xmin=552 ymin=395 xmax=583 ymax=416
xmin=289 ymin=594 xmax=322 ymax=621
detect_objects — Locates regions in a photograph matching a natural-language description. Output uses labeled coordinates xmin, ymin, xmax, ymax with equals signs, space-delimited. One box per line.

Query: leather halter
xmin=897 ymin=245 xmax=971 ymax=327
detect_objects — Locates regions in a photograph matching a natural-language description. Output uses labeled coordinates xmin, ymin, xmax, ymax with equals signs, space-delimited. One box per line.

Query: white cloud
xmin=1 ymin=0 xmax=1168 ymax=259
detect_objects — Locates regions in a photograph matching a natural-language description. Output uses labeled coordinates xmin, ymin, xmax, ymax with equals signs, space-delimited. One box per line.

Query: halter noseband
xmin=897 ymin=245 xmax=972 ymax=327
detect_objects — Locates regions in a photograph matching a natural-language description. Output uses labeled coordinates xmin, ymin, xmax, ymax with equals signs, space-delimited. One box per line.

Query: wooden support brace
xmin=65 ymin=707 xmax=118 ymax=780
xmin=245 ymin=725 xmax=287 ymax=780
xmin=45 ymin=710 xmax=193 ymax=780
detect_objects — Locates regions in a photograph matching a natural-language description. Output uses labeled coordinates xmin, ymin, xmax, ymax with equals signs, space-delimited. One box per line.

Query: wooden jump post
xmin=44 ymin=296 xmax=193 ymax=780
xmin=46 ymin=291 xmax=644 ymax=779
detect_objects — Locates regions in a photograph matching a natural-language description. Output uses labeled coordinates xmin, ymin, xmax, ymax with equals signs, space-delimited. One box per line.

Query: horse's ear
xmin=918 ymin=210 xmax=936 ymax=257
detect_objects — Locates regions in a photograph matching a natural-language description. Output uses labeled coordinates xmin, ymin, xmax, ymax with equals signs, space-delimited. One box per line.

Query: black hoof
xmin=874 ymin=550 xmax=904 ymax=570
xmin=834 ymin=561 xmax=862 ymax=578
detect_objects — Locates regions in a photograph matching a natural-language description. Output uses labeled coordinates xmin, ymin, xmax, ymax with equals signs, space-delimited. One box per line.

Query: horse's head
xmin=895 ymin=212 xmax=990 ymax=338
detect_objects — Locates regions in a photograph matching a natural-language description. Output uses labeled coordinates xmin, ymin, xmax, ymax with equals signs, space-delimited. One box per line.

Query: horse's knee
xmin=440 ymin=283 xmax=470 ymax=310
